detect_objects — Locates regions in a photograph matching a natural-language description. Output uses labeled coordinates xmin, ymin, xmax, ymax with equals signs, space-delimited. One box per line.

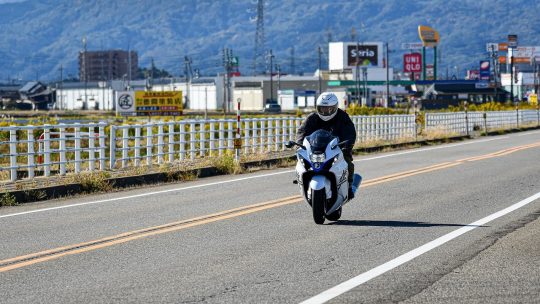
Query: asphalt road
xmin=1 ymin=130 xmax=540 ymax=303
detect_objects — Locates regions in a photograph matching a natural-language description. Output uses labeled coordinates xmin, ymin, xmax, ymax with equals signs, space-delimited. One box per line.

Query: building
xmin=79 ymin=50 xmax=138 ymax=82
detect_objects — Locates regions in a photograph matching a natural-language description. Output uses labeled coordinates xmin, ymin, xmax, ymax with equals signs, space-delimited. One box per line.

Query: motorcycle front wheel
xmin=312 ymin=189 xmax=326 ymax=225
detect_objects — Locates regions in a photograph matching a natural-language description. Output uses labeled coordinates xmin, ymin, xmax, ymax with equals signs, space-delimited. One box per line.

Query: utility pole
xmin=267 ymin=49 xmax=274 ymax=103
xmin=318 ymin=46 xmax=322 ymax=97
xmin=510 ymin=54 xmax=514 ymax=102
xmin=489 ymin=45 xmax=498 ymax=101
xmin=223 ymin=48 xmax=233 ymax=113
xmin=82 ymin=36 xmax=88 ymax=110
xmin=355 ymin=42 xmax=360 ymax=104
xmin=127 ymin=42 xmax=132 ymax=89
xmin=59 ymin=64 xmax=63 ymax=110
xmin=386 ymin=42 xmax=390 ymax=107
xmin=276 ymin=64 xmax=281 ymax=91
xmin=184 ymin=56 xmax=192 ymax=107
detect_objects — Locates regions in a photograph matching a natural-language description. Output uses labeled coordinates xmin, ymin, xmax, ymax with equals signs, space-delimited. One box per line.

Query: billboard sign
xmin=117 ymin=91 xmax=183 ymax=116
xmin=347 ymin=44 xmax=380 ymax=67
xmin=511 ymin=46 xmax=540 ymax=58
xmin=403 ymin=53 xmax=422 ymax=73
xmin=479 ymin=61 xmax=490 ymax=80
xmin=508 ymin=34 xmax=518 ymax=49
xmin=418 ymin=25 xmax=440 ymax=47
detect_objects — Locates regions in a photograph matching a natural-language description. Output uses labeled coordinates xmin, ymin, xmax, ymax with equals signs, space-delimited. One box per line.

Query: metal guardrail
xmin=2 ymin=111 xmax=538 ymax=182
xmin=425 ymin=110 xmax=540 ymax=135
xmin=0 ymin=122 xmax=108 ymax=182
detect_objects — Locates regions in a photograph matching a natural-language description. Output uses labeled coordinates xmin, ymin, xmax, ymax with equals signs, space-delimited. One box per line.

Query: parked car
xmin=263 ymin=103 xmax=281 ymax=113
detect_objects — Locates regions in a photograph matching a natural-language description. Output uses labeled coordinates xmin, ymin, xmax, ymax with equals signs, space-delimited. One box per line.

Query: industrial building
xmin=79 ymin=50 xmax=138 ymax=82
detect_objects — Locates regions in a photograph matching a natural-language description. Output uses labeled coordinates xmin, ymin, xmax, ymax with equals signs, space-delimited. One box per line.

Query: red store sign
xmin=403 ymin=53 xmax=422 ymax=73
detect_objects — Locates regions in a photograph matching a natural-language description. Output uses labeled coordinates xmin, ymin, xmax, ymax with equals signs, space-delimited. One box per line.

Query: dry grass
xmin=423 ymin=126 xmax=460 ymax=140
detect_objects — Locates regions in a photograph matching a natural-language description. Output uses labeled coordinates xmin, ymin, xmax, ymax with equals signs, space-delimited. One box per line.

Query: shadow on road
xmin=329 ymin=220 xmax=487 ymax=228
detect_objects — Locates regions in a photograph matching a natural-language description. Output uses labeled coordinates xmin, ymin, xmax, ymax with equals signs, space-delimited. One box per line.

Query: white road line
xmin=356 ymin=137 xmax=506 ymax=162
xmin=0 ymin=136 xmax=509 ymax=219
xmin=517 ymin=130 xmax=540 ymax=136
xmin=300 ymin=191 xmax=540 ymax=304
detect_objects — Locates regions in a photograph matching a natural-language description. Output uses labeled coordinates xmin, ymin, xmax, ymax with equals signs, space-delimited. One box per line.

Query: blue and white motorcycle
xmin=287 ymin=129 xmax=362 ymax=224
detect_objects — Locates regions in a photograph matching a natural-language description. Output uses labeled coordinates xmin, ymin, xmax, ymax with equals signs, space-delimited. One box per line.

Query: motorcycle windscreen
xmin=307 ymin=129 xmax=337 ymax=154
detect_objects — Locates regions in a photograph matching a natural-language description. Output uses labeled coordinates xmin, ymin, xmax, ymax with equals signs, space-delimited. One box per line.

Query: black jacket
xmin=296 ymin=109 xmax=356 ymax=148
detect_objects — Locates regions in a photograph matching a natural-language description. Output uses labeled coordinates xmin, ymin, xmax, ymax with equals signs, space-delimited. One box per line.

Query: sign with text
xmin=117 ymin=91 xmax=183 ymax=116
xmin=403 ymin=53 xmax=422 ymax=73
xmin=347 ymin=44 xmax=380 ymax=67
xmin=418 ymin=25 xmax=440 ymax=47
xmin=479 ymin=61 xmax=490 ymax=80
xmin=401 ymin=42 xmax=423 ymax=50
xmin=508 ymin=34 xmax=518 ymax=49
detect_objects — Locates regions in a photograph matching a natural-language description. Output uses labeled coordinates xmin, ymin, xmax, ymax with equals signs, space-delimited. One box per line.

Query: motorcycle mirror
xmin=285 ymin=141 xmax=295 ymax=149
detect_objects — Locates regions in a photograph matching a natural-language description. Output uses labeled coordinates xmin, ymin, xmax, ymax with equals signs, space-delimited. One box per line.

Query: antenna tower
xmin=253 ymin=0 xmax=265 ymax=75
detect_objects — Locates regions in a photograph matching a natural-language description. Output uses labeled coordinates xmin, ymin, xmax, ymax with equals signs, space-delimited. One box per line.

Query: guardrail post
xmin=483 ymin=112 xmax=488 ymax=135
xmin=109 ymin=125 xmax=116 ymax=170
xmin=88 ymin=125 xmax=96 ymax=172
xmin=168 ymin=122 xmax=175 ymax=163
xmin=267 ymin=119 xmax=273 ymax=151
xmin=59 ymin=124 xmax=66 ymax=176
xmin=281 ymin=119 xmax=287 ymax=150
xmin=44 ymin=125 xmax=51 ymax=176
xmin=288 ymin=118 xmax=294 ymax=143
xmin=244 ymin=119 xmax=250 ymax=154
xmin=227 ymin=120 xmax=233 ymax=152
xmin=251 ymin=119 xmax=258 ymax=153
xmin=122 ymin=127 xmax=129 ymax=168
xmin=158 ymin=123 xmax=164 ymax=164
xmin=74 ymin=123 xmax=81 ymax=173
xmin=27 ymin=126 xmax=35 ymax=179
xmin=209 ymin=121 xmax=216 ymax=156
xmin=190 ymin=121 xmax=196 ymax=160
xmin=134 ymin=126 xmax=141 ymax=167
xmin=146 ymin=125 xmax=153 ymax=166
xmin=98 ymin=123 xmax=106 ymax=170
xmin=199 ymin=122 xmax=206 ymax=157
xmin=9 ymin=129 xmax=17 ymax=182
xmin=218 ymin=121 xmax=224 ymax=156
xmin=260 ymin=119 xmax=266 ymax=153
xmin=179 ymin=122 xmax=186 ymax=160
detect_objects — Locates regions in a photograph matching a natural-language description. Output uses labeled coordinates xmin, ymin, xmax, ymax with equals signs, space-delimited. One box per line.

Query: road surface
xmin=1 ymin=131 xmax=539 ymax=303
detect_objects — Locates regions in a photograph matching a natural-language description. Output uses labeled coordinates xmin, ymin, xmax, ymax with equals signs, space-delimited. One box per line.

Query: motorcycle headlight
xmin=332 ymin=154 xmax=340 ymax=165
xmin=310 ymin=153 xmax=325 ymax=163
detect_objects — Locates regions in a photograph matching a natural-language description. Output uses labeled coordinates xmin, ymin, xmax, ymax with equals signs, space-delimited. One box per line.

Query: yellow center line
xmin=1 ymin=141 xmax=540 ymax=273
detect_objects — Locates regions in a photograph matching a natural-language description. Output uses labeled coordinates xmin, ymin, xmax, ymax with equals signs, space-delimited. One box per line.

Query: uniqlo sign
xmin=404 ymin=53 xmax=422 ymax=73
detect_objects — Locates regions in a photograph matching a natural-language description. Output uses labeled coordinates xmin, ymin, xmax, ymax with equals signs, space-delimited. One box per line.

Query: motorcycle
xmin=286 ymin=129 xmax=362 ymax=224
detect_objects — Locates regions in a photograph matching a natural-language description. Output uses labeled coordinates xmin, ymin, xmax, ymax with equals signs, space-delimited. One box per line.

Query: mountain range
xmin=1 ymin=0 xmax=539 ymax=82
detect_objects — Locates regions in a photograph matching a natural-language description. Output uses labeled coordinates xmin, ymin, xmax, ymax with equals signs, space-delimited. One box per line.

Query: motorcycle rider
xmin=296 ymin=92 xmax=357 ymax=199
